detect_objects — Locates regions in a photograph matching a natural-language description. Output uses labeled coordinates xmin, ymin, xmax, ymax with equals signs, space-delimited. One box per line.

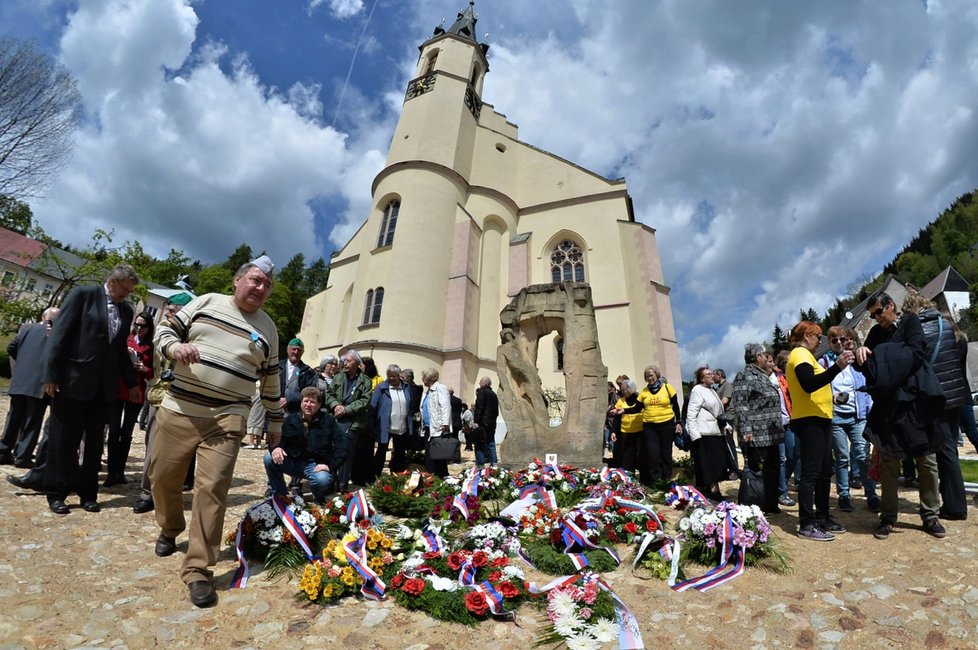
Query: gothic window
xmin=377 ymin=200 xmax=400 ymax=248
xmin=362 ymin=287 xmax=384 ymax=325
xmin=550 ymin=240 xmax=585 ymax=283
xmin=555 ymin=336 xmax=564 ymax=371
xmin=423 ymin=51 xmax=438 ymax=75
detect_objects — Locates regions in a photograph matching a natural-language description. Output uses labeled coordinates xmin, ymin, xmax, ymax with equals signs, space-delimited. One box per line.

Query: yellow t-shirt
xmin=786 ymin=346 xmax=833 ymax=420
xmin=637 ymin=383 xmax=677 ymax=423
xmin=614 ymin=396 xmax=644 ymax=433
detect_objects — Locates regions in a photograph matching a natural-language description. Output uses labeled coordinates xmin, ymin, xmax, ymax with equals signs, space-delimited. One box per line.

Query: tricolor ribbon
xmin=666 ymin=484 xmax=712 ymax=510
xmin=560 ymin=517 xmax=620 ymax=567
xmin=421 ymin=519 xmax=445 ymax=553
xmin=599 ymin=466 xmax=630 ymax=483
xmin=346 ymin=488 xmax=371 ymax=523
xmin=518 ymin=484 xmax=557 ymax=509
xmin=470 ymin=580 xmax=516 ymax=620
xmin=343 ymin=534 xmax=387 ymax=600
xmin=231 ymin=495 xmax=315 ymax=589
xmin=671 ymin=509 xmax=745 ymax=592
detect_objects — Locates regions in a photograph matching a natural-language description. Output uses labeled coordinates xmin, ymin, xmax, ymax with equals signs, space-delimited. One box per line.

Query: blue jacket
xmin=369 ymin=381 xmax=416 ymax=444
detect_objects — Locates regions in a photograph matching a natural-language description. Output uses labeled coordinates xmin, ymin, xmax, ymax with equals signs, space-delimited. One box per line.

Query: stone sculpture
xmin=496 ymin=283 xmax=608 ymax=467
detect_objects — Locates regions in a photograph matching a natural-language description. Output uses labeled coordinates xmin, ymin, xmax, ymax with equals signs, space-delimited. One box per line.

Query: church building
xmin=299 ymin=2 xmax=681 ymax=401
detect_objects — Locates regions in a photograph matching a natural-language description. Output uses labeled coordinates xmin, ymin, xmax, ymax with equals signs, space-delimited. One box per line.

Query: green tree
xmin=301 ymin=256 xmax=330 ymax=296
xmin=0 ymin=194 xmax=32 ymax=234
xmin=223 ymin=244 xmax=254 ymax=272
xmin=193 ymin=264 xmax=233 ymax=295
xmin=771 ymin=323 xmax=788 ymax=355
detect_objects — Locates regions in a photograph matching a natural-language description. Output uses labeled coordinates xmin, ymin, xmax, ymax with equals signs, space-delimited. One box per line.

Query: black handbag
xmin=674 ymin=424 xmax=692 ymax=451
xmin=737 ymin=466 xmax=765 ymax=507
xmin=428 ymin=436 xmax=461 ymax=462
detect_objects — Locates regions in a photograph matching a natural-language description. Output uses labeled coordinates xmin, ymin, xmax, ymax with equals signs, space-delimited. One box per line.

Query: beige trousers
xmin=148 ymin=407 xmax=245 ymax=584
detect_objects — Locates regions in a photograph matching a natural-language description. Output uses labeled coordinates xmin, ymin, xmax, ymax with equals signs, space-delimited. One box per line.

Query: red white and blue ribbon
xmin=343 ymin=534 xmax=387 ymax=600
xmin=671 ymin=510 xmax=745 ymax=592
xmin=666 ymin=484 xmax=712 ymax=510
xmin=518 ymin=484 xmax=557 ymax=509
xmin=469 ymin=580 xmax=516 ymax=620
xmin=560 ymin=517 xmax=620 ymax=567
xmin=421 ymin=519 xmax=445 ymax=553
xmin=231 ymin=495 xmax=315 ymax=589
xmin=346 ymin=488 xmax=371 ymax=523
xmin=599 ymin=466 xmax=630 ymax=483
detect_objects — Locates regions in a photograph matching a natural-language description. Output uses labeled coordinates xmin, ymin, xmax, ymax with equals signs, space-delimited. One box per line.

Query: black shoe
xmin=81 ymin=500 xmax=101 ymax=513
xmin=133 ymin=498 xmax=155 ymax=514
xmin=102 ymin=476 xmax=121 ymax=488
xmin=13 ymin=459 xmax=34 ymax=469
xmin=817 ymin=517 xmax=847 ymax=534
xmin=7 ymin=474 xmax=42 ymax=491
xmin=155 ymin=533 xmax=177 ymax=557
xmin=188 ymin=580 xmax=217 ymax=608
xmin=0 ymin=454 xmax=14 ymax=465
xmin=49 ymin=500 xmax=70 ymax=515
xmin=923 ymin=518 xmax=946 ymax=539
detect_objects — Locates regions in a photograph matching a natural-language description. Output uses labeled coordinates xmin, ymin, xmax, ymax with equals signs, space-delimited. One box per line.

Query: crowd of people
xmin=2 ymin=256 xmax=975 ymax=607
xmin=603 ymin=289 xmax=974 ymax=544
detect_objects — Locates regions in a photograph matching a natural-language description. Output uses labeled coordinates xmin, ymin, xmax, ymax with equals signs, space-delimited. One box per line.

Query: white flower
xmin=565 ymin=631 xmax=600 ymax=650
xmin=548 ymin=591 xmax=578 ymax=619
xmin=553 ymin=613 xmax=583 ymax=638
xmin=339 ymin=515 xmax=349 ymax=524
xmin=591 ymin=617 xmax=617 ymax=643
xmin=502 ymin=565 xmax=525 ymax=580
xmin=426 ymin=575 xmax=459 ymax=592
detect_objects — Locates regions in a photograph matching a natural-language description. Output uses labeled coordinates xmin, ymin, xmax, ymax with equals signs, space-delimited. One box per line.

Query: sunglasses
xmin=830 ymin=337 xmax=850 ymax=344
xmin=868 ymin=307 xmax=884 ymax=318
xmin=136 ymin=322 xmax=149 ymax=328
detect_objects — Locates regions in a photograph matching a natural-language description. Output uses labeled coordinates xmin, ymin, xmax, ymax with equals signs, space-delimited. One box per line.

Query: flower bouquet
xmin=517 ymin=503 xmax=619 ymax=576
xmin=297 ymin=527 xmax=400 ymax=603
xmin=226 ymin=494 xmax=320 ymax=578
xmin=534 ymin=572 xmax=623 ymax=650
xmin=442 ymin=465 xmax=515 ymax=502
xmin=390 ymin=546 xmax=528 ymax=625
xmin=511 ymin=459 xmax=583 ymax=508
xmin=676 ymin=501 xmax=791 ymax=574
xmin=368 ymin=470 xmax=444 ymax=518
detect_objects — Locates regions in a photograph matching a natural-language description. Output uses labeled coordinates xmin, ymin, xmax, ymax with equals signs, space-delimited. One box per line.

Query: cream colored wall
xmin=299 ymin=30 xmax=681 ymax=403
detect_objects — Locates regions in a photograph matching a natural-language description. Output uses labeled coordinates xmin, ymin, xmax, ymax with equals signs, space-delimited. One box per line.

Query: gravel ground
xmin=1 ymin=394 xmax=977 ymax=649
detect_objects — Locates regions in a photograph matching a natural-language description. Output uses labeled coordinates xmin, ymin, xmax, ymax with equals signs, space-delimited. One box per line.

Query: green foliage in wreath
xmin=368 ymin=471 xmax=444 ymax=518
xmin=519 ymin=537 xmax=619 ymax=576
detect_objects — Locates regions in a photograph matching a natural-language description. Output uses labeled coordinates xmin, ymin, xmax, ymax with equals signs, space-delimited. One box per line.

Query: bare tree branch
xmin=0 ymin=36 xmax=82 ymax=199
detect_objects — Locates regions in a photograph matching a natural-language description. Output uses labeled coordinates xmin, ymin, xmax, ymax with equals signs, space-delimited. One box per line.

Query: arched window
xmin=550 ymin=240 xmax=585 ymax=283
xmin=362 ymin=287 xmax=384 ymax=325
xmin=377 ymin=200 xmax=400 ymax=248
xmin=555 ymin=336 xmax=564 ymax=371
xmin=423 ymin=51 xmax=438 ymax=75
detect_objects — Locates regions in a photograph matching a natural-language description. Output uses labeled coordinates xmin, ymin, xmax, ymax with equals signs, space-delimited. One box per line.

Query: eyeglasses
xmin=136 ymin=322 xmax=148 ymax=328
xmin=829 ymin=337 xmax=849 ymax=344
xmin=868 ymin=307 xmax=883 ymax=319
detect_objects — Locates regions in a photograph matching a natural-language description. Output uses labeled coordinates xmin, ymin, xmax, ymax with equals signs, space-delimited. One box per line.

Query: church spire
xmin=432 ymin=2 xmax=489 ymax=54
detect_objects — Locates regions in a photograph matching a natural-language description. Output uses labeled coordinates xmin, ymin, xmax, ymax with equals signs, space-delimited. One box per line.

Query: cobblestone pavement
xmin=1 ymin=395 xmax=977 ymax=649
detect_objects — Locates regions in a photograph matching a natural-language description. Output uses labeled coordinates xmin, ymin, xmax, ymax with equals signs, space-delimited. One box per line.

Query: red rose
xmin=391 ymin=573 xmax=405 ymax=589
xmin=329 ymin=514 xmax=339 ymax=523
xmin=471 ymin=551 xmax=489 ymax=568
xmin=465 ymin=590 xmax=489 ymax=616
xmin=549 ymin=529 xmax=563 ymax=545
xmin=358 ymin=519 xmax=371 ymax=529
xmin=625 ymin=522 xmax=638 ymax=534
xmin=490 ymin=557 xmax=509 ymax=568
xmin=423 ymin=551 xmax=441 ymax=560
xmin=497 ymin=581 xmax=520 ymax=599
xmin=383 ymin=485 xmax=393 ymax=493
xmin=607 ymin=530 xmax=619 ymax=543
xmin=488 ymin=570 xmax=502 ymax=582
xmin=446 ymin=552 xmax=466 ymax=571
xmin=402 ymin=577 xmax=425 ymax=596
xmin=645 ymin=519 xmax=659 ymax=532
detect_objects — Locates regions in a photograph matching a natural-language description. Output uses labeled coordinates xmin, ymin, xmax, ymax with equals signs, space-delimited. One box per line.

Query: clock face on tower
xmin=405 ymin=73 xmax=437 ymax=102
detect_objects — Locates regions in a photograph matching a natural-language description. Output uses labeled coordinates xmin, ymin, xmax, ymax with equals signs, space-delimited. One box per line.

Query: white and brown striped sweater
xmin=156 ymin=293 xmax=283 ymax=433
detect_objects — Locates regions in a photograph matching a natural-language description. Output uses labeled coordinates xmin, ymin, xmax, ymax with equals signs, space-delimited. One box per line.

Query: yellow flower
xmin=368 ymin=556 xmax=384 ymax=571
xmin=380 ymin=537 xmax=393 ymax=549
xmin=322 ymin=583 xmax=335 ymax=599
xmin=366 ymin=539 xmax=378 ymax=551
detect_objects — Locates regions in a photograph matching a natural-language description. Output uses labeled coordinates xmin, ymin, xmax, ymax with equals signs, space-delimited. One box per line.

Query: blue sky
xmin=3 ymin=0 xmax=978 ymax=378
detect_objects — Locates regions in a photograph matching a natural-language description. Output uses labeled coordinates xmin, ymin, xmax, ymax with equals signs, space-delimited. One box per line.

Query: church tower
xmin=301 ymin=2 xmax=681 ymax=405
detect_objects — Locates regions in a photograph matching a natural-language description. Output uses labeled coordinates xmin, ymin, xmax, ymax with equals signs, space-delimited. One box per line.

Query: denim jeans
xmin=264 ymin=452 xmax=335 ymax=501
xmin=830 ymin=415 xmax=876 ymax=500
xmin=781 ymin=425 xmax=799 ymax=489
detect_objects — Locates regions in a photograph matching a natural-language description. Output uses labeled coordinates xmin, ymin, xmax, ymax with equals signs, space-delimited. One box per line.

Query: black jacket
xmin=41 ymin=284 xmax=136 ymax=401
xmin=279 ymin=359 xmax=317 ymax=413
xmin=274 ymin=411 xmax=348 ymax=468
xmin=918 ymin=308 xmax=969 ymax=409
xmin=861 ymin=313 xmax=945 ymax=457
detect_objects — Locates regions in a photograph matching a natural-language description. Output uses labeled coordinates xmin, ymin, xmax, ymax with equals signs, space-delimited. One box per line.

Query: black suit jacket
xmin=474 ymin=385 xmax=499 ymax=432
xmin=279 ymin=359 xmax=316 ymax=412
xmin=42 ymin=284 xmax=137 ymax=402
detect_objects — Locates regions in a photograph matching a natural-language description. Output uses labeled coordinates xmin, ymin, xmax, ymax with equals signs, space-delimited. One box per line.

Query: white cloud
xmin=33 ymin=0 xmax=364 ymax=268
xmin=310 ymin=0 xmax=364 ymax=20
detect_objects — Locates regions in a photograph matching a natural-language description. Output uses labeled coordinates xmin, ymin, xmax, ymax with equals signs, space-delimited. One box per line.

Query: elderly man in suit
xmin=279 ymin=337 xmax=316 ymax=414
xmin=0 ymin=307 xmax=60 ymax=468
xmin=42 ymin=265 xmax=140 ymax=515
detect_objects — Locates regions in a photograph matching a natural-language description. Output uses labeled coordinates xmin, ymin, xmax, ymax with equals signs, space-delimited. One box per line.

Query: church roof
xmin=919 ymin=265 xmax=969 ymax=299
xmin=431 ymin=2 xmax=489 ymax=52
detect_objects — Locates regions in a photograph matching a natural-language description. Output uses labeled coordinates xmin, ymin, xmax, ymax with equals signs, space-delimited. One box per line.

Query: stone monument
xmin=495 ymin=283 xmax=608 ymax=467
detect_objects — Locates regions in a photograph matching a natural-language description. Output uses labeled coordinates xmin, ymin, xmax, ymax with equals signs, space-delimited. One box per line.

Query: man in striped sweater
xmin=148 ymin=256 xmax=283 ymax=608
